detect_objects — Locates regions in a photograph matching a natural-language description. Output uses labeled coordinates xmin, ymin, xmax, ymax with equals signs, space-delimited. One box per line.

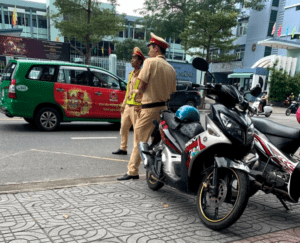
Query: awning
xmin=228 ymin=73 xmax=253 ymax=78
xmin=257 ymin=38 xmax=300 ymax=50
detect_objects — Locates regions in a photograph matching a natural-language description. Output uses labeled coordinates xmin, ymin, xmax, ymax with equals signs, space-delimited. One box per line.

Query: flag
xmin=285 ymin=25 xmax=289 ymax=36
xmin=271 ymin=22 xmax=276 ymax=35
xmin=277 ymin=25 xmax=282 ymax=37
xmin=109 ymin=46 xmax=111 ymax=54
xmin=292 ymin=26 xmax=297 ymax=38
xmin=12 ymin=6 xmax=18 ymax=27
xmin=101 ymin=46 xmax=104 ymax=54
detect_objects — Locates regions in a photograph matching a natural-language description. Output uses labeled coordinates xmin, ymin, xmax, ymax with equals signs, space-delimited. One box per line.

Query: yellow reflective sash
xmin=126 ymin=71 xmax=141 ymax=106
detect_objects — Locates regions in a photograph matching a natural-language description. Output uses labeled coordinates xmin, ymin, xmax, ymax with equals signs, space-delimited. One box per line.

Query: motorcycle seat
xmin=161 ymin=111 xmax=205 ymax=152
xmin=252 ymin=117 xmax=300 ymax=155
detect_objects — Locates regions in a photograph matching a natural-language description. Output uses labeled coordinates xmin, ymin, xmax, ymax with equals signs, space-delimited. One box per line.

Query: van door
xmin=54 ymin=66 xmax=94 ymax=118
xmin=89 ymin=68 xmax=125 ymax=119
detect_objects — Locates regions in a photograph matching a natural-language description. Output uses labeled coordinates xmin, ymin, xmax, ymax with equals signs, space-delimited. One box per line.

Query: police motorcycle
xmin=139 ymin=57 xmax=262 ymax=230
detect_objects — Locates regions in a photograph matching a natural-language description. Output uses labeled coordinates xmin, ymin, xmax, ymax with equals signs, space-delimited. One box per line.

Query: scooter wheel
xmin=146 ymin=170 xmax=164 ymax=191
xmin=197 ymin=168 xmax=249 ymax=230
xmin=265 ymin=112 xmax=272 ymax=117
xmin=286 ymin=109 xmax=291 ymax=116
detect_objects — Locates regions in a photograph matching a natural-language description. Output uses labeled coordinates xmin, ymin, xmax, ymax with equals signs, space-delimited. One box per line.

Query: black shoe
xmin=112 ymin=149 xmax=127 ymax=155
xmin=117 ymin=174 xmax=139 ymax=181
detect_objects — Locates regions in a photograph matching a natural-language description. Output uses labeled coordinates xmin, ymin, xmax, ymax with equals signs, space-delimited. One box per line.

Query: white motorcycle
xmin=248 ymin=98 xmax=273 ymax=117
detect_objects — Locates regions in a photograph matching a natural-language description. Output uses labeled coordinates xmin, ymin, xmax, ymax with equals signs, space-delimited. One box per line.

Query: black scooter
xmin=286 ymin=101 xmax=299 ymax=116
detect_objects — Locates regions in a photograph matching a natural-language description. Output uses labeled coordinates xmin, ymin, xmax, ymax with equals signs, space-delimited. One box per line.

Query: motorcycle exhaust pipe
xmin=138 ymin=142 xmax=154 ymax=168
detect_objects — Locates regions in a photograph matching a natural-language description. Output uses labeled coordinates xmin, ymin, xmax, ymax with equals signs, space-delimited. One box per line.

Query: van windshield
xmin=1 ymin=62 xmax=16 ymax=81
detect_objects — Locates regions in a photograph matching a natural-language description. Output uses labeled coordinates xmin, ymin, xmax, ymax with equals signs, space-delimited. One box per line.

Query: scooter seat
xmin=161 ymin=111 xmax=205 ymax=152
xmin=252 ymin=117 xmax=300 ymax=155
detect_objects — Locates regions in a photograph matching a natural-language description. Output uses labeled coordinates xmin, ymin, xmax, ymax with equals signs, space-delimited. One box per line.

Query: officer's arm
xmin=133 ymin=80 xmax=148 ymax=95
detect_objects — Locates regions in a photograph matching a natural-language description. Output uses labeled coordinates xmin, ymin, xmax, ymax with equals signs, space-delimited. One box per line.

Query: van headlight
xmin=220 ymin=113 xmax=245 ymax=144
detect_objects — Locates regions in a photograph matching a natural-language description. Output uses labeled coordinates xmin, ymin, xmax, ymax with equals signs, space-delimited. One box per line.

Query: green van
xmin=0 ymin=60 xmax=127 ymax=131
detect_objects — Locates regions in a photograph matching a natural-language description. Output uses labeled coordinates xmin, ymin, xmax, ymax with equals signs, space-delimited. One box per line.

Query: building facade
xmin=211 ymin=0 xmax=300 ymax=85
xmin=0 ymin=0 xmax=186 ymax=62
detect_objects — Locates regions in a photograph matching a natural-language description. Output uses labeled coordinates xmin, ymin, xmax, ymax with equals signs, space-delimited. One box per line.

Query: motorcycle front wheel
xmin=146 ymin=169 xmax=164 ymax=191
xmin=286 ymin=109 xmax=291 ymax=116
xmin=197 ymin=168 xmax=249 ymax=230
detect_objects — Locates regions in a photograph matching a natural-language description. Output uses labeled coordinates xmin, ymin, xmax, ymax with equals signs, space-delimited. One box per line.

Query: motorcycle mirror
xmin=250 ymin=85 xmax=262 ymax=97
xmin=192 ymin=57 xmax=209 ymax=72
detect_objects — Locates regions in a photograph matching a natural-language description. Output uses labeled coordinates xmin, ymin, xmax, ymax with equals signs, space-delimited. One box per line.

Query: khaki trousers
xmin=120 ymin=105 xmax=139 ymax=151
xmin=127 ymin=106 xmax=166 ymax=176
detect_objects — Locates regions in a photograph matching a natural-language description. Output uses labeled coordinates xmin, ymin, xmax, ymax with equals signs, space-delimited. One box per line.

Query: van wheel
xmin=34 ymin=107 xmax=61 ymax=131
xmin=186 ymin=100 xmax=196 ymax=107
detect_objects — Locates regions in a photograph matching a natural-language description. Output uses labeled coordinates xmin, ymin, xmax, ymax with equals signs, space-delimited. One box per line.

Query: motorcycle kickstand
xmin=276 ymin=196 xmax=290 ymax=211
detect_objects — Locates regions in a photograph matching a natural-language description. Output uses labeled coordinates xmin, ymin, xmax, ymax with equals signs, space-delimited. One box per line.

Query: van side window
xmin=90 ymin=69 xmax=120 ymax=89
xmin=58 ymin=66 xmax=89 ymax=86
xmin=2 ymin=63 xmax=17 ymax=81
xmin=27 ymin=65 xmax=56 ymax=82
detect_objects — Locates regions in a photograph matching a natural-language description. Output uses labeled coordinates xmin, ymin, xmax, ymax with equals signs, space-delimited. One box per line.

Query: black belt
xmin=142 ymin=102 xmax=166 ymax=109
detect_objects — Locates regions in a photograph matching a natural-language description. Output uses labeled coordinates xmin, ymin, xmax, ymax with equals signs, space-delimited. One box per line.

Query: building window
xmin=296 ymin=6 xmax=300 ymax=11
xmin=272 ymin=0 xmax=279 ymax=7
xmin=0 ymin=14 xmax=2 ymax=23
xmin=237 ymin=22 xmax=248 ymax=36
xmin=175 ymin=39 xmax=181 ymax=44
xmin=38 ymin=18 xmax=47 ymax=28
xmin=235 ymin=45 xmax=245 ymax=60
xmin=134 ymin=30 xmax=144 ymax=40
xmin=267 ymin=10 xmax=277 ymax=36
xmin=4 ymin=14 xmax=9 ymax=24
xmin=118 ymin=31 xmax=123 ymax=38
xmin=264 ymin=47 xmax=272 ymax=57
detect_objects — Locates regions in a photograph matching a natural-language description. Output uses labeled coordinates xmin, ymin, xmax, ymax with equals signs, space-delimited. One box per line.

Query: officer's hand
xmin=120 ymin=106 xmax=125 ymax=113
xmin=134 ymin=106 xmax=141 ymax=115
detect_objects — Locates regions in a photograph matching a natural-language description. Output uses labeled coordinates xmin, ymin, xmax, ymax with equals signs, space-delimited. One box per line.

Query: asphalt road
xmin=0 ymin=111 xmax=298 ymax=188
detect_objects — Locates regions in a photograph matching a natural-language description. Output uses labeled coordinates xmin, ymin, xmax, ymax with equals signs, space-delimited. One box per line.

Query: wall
xmin=287 ymin=49 xmax=300 ymax=74
xmin=243 ymin=0 xmax=273 ymax=68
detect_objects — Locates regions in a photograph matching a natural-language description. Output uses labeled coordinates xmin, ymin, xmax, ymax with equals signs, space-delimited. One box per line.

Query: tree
xmin=180 ymin=10 xmax=238 ymax=64
xmin=137 ymin=0 xmax=267 ymax=41
xmin=48 ymin=0 xmax=124 ymax=65
xmin=268 ymin=61 xmax=300 ymax=101
xmin=112 ymin=38 xmax=148 ymax=62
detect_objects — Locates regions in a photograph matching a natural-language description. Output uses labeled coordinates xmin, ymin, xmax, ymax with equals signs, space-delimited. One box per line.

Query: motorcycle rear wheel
xmin=286 ymin=109 xmax=291 ymax=116
xmin=146 ymin=170 xmax=164 ymax=191
xmin=197 ymin=168 xmax=249 ymax=230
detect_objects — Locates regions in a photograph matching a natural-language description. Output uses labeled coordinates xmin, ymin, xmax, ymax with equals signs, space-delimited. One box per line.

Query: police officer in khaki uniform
xmin=118 ymin=33 xmax=176 ymax=180
xmin=112 ymin=47 xmax=145 ymax=155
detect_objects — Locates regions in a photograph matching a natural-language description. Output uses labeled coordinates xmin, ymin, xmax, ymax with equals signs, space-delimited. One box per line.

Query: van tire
xmin=34 ymin=107 xmax=61 ymax=131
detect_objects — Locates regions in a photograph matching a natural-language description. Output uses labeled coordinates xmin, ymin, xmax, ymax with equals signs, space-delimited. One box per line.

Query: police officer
xmin=117 ymin=33 xmax=176 ymax=180
xmin=112 ymin=47 xmax=145 ymax=155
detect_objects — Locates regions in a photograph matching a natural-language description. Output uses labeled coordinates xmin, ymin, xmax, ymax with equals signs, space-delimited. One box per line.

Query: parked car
xmin=0 ymin=60 xmax=127 ymax=131
xmin=168 ymin=81 xmax=202 ymax=111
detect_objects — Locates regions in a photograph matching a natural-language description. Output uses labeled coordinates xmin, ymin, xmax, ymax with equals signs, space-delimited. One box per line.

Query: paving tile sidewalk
xmin=1 ymin=179 xmax=300 ymax=243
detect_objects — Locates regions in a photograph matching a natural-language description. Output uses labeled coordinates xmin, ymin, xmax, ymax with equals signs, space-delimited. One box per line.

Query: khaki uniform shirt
xmin=138 ymin=55 xmax=176 ymax=105
xmin=122 ymin=69 xmax=141 ymax=107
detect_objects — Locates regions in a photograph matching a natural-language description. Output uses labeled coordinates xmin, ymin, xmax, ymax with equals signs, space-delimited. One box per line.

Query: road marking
xmin=30 ymin=149 xmax=129 ymax=162
xmin=71 ymin=137 xmax=118 ymax=140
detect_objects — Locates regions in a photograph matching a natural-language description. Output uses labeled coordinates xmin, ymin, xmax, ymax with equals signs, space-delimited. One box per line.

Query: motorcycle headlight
xmin=220 ymin=113 xmax=245 ymax=144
